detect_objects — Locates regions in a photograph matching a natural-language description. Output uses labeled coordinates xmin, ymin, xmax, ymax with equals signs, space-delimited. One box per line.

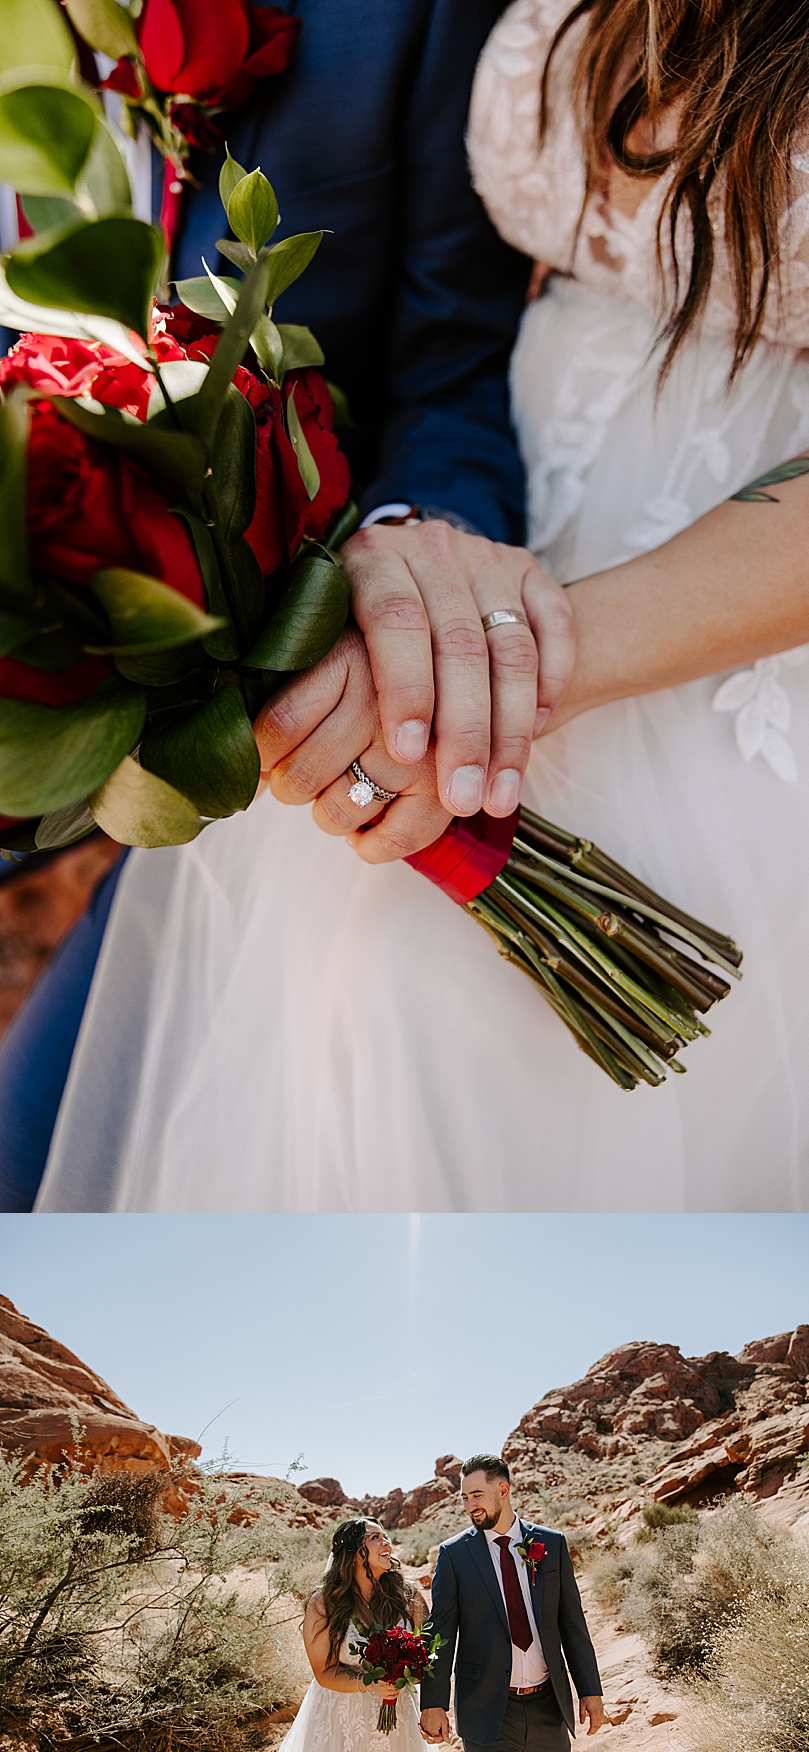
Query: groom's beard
xmin=470 ymin=1511 xmax=500 ymax=1530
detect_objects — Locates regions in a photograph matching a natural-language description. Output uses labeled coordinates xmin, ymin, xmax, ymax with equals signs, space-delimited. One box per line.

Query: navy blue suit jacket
xmin=174 ymin=0 xmax=530 ymax=539
xmin=0 ymin=0 xmax=531 ymax=1210
xmin=421 ymin=1523 xmax=602 ymax=1741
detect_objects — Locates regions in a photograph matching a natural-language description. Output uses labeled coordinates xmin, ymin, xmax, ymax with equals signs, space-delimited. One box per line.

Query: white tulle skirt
xmin=37 ymin=279 xmax=809 ymax=1211
xmin=278 ymin=1681 xmax=423 ymax=1752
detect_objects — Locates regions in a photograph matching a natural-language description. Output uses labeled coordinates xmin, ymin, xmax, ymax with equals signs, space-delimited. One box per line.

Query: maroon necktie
xmin=495 ymin=1536 xmax=534 ymax=1651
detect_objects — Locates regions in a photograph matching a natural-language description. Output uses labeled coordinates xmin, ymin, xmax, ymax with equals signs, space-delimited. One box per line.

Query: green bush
xmin=0 ymin=1446 xmax=319 ymax=1752
xmin=684 ymin=1546 xmax=809 ymax=1752
xmin=623 ymin=1499 xmax=800 ymax=1679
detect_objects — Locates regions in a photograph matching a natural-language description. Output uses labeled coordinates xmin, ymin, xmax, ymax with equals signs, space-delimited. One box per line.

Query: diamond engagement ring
xmin=347 ymin=760 xmax=400 ymax=808
xmin=481 ymin=609 xmax=530 ymax=632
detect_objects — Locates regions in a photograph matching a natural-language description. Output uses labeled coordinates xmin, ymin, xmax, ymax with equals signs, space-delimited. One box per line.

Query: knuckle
xmin=270 ymin=756 xmax=319 ymax=805
xmin=492 ymin=732 xmax=532 ymax=768
xmin=416 ymin=518 xmax=457 ymax=560
xmin=489 ymin=629 xmax=538 ymax=676
xmin=313 ymin=792 xmax=355 ymax=834
xmin=365 ymin=590 xmax=431 ymax=635
xmin=434 ymin=617 xmax=488 ymax=664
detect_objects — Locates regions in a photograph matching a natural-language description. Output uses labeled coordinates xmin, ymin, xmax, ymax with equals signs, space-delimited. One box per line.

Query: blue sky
xmin=1 ymin=1215 xmax=806 ymax=1496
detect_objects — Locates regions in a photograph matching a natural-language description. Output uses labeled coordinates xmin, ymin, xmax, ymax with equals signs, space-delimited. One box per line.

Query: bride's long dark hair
xmin=316 ymin=1519 xmax=414 ymax=1668
xmin=542 ymin=0 xmax=809 ymax=379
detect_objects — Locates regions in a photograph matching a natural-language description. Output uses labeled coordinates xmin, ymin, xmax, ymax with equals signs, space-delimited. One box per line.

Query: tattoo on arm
xmin=731 ymin=455 xmax=809 ymax=502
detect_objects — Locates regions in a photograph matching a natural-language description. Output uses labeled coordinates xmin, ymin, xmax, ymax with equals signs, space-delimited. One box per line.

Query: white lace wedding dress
xmin=37 ymin=0 xmax=809 ymax=1211
xmin=278 ymin=1628 xmax=423 ymax=1752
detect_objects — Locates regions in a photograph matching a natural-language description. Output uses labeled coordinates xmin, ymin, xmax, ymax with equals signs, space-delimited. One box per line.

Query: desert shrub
xmin=0 ymin=1447 xmax=314 ymax=1752
xmin=684 ymin=1542 xmax=809 ymax=1752
xmin=623 ymin=1499 xmax=799 ymax=1679
xmin=392 ymin=1522 xmax=460 ymax=1568
xmin=586 ymin=1547 xmax=636 ymax=1611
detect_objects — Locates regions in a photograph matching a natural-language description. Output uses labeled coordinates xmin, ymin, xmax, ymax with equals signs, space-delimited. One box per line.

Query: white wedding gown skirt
xmin=38 ymin=279 xmax=809 ymax=1211
xmin=278 ymin=1659 xmax=423 ymax=1752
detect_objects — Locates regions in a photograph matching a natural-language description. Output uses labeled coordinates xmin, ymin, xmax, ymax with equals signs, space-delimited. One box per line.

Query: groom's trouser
xmin=464 ymin=1691 xmax=570 ymax=1752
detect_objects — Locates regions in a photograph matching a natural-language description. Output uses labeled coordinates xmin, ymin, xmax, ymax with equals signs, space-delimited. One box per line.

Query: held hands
xmin=580 ymin=1696 xmax=604 ymax=1736
xmin=340 ymin=521 xmax=575 ymax=818
xmin=254 ymin=628 xmax=452 ymax=863
xmin=419 ymin=1707 xmax=452 ymax=1744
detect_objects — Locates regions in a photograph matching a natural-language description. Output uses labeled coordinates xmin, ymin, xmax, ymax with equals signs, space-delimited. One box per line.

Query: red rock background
xmin=0 ymin=839 xmax=120 ymax=1037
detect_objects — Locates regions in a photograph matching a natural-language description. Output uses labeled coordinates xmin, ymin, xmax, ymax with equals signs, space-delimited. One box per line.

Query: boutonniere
xmin=517 ymin=1536 xmax=546 ymax=1581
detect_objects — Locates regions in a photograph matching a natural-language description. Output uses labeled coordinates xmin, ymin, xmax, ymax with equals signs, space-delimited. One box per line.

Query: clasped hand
xmin=255 ymin=522 xmax=575 ymax=861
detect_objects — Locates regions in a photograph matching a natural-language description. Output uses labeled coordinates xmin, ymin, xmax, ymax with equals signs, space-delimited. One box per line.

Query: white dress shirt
xmin=485 ymin=1519 xmax=549 ymax=1688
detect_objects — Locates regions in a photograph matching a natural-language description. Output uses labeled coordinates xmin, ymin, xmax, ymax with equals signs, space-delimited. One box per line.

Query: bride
xmin=284 ymin=1520 xmax=427 ymax=1752
xmin=37 ymin=0 xmax=809 ymax=1210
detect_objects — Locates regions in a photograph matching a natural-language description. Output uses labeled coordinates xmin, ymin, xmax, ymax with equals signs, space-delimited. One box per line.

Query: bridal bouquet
xmin=349 ymin=1624 xmax=444 ymax=1735
xmin=0 ymin=0 xmax=352 ymax=856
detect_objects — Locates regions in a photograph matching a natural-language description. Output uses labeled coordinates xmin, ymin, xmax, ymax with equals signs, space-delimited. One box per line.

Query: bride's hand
xmin=340 ymin=521 xmax=574 ymax=819
xmin=254 ymin=627 xmax=452 ymax=862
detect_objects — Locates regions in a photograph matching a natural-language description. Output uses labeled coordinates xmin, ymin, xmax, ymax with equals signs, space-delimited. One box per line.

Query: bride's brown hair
xmin=542 ymin=0 xmax=809 ymax=379
xmin=315 ymin=1519 xmax=414 ymax=1669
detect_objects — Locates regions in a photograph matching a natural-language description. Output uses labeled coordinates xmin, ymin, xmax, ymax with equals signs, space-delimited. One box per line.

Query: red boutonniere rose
xmin=517 ymin=1537 xmax=546 ymax=1582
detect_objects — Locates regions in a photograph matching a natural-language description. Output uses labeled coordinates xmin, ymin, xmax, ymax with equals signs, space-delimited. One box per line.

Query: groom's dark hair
xmin=462 ymin=1454 xmax=510 ymax=1484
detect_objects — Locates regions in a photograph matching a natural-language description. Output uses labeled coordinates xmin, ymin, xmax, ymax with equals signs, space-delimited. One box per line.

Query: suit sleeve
xmin=420 ymin=1543 xmax=459 ymax=1712
xmin=557 ymin=1538 xmax=602 ymax=1700
xmin=363 ymin=0 xmax=531 ymax=543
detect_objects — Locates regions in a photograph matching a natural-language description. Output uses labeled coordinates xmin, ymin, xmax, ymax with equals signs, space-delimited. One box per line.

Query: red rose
xmin=249 ymin=371 xmax=352 ymax=577
xmin=125 ymin=0 xmax=299 ymax=109
xmin=0 ymin=405 xmax=205 ymax=708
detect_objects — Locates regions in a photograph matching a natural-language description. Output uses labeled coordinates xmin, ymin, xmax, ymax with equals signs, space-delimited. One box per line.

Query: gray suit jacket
xmin=420 ymin=1522 xmax=602 ymax=1741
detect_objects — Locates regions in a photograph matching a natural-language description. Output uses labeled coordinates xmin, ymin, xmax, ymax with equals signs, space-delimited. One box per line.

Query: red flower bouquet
xmin=0 ymin=4 xmax=353 ymax=856
xmin=64 ymin=0 xmax=300 ymax=260
xmin=349 ymin=1624 xmax=444 ymax=1735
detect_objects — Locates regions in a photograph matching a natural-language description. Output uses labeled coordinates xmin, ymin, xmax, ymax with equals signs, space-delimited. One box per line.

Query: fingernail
xmin=447 ymin=765 xmax=485 ymax=813
xmin=395 ymin=719 xmax=429 ymax=761
xmin=489 ymin=768 xmax=521 ymax=813
xmin=534 ymin=706 xmax=550 ymax=737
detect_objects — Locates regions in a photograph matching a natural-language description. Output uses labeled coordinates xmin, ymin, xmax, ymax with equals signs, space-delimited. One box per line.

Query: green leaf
xmin=174 ymin=272 xmax=241 ymax=324
xmin=0 ymin=79 xmax=98 ymax=196
xmin=172 ymin=507 xmax=239 ymax=661
xmin=0 ymin=261 xmax=151 ymax=365
xmin=0 ymin=609 xmax=37 ymax=657
xmin=140 ymin=684 xmax=260 ymax=818
xmin=276 ymin=323 xmax=325 ymax=373
xmin=0 ymin=0 xmax=74 ymax=78
xmin=113 ymin=643 xmax=203 ymax=686
xmin=88 ymin=567 xmax=224 ymax=653
xmin=216 ymin=237 xmax=254 ymax=272
xmin=264 ymin=231 xmax=323 ymax=307
xmin=0 ymin=391 xmax=31 ymax=601
xmin=90 ymin=753 xmax=203 ymax=846
xmin=226 ymin=168 xmax=279 ymax=258
xmin=219 ymin=147 xmax=248 ymax=213
xmin=190 ymin=251 xmax=272 ymax=448
xmin=77 ymin=116 xmax=133 ymax=217
xmin=52 ymin=394 xmax=207 ymax=504
xmin=250 ymin=312 xmax=283 ymax=380
xmin=322 ymin=498 xmax=360 ymax=551
xmin=20 ymin=193 xmax=80 ymax=233
xmin=325 ymin=379 xmax=353 ymax=427
xmin=202 ymin=257 xmax=237 ymax=316
xmin=7 ymin=215 xmax=164 ymax=342
xmin=34 ymin=797 xmax=97 ymax=850
xmin=206 ymin=387 xmax=265 ymax=636
xmin=286 ymin=383 xmax=320 ymax=500
xmin=244 ymin=551 xmax=350 ymax=672
xmin=0 ymin=678 xmax=146 ymax=815
xmin=62 ymin=0 xmax=140 ymax=60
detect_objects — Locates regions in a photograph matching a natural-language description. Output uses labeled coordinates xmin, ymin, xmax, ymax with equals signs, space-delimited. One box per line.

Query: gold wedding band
xmin=481 ymin=609 xmax=530 ymax=632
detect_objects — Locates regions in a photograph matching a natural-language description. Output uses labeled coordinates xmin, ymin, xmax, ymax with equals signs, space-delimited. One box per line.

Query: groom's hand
xmin=420 ymin=1707 xmax=451 ymax=1744
xmin=579 ymin=1696 xmax=604 ymax=1736
xmin=341 ymin=521 xmax=575 ymax=818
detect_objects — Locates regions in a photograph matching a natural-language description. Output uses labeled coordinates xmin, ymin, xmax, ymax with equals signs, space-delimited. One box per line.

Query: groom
xmin=420 ymin=1456 xmax=603 ymax=1749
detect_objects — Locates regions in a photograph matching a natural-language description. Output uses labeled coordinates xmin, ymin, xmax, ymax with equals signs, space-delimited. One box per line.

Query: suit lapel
xmin=469 ymin=1528 xmax=510 ymax=1635
xmin=519 ymin=1520 xmax=544 ymax=1640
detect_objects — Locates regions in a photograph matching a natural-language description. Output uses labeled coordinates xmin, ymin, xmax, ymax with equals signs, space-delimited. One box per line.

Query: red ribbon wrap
xmin=405 ymin=807 xmax=520 ymax=905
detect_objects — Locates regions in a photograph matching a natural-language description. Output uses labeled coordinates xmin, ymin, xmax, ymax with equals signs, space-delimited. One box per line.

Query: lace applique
xmin=712 ymin=650 xmax=809 ymax=782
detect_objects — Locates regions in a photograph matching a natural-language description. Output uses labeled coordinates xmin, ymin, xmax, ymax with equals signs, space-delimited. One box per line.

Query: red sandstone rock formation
xmin=0 ymin=1294 xmax=200 ymax=1478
